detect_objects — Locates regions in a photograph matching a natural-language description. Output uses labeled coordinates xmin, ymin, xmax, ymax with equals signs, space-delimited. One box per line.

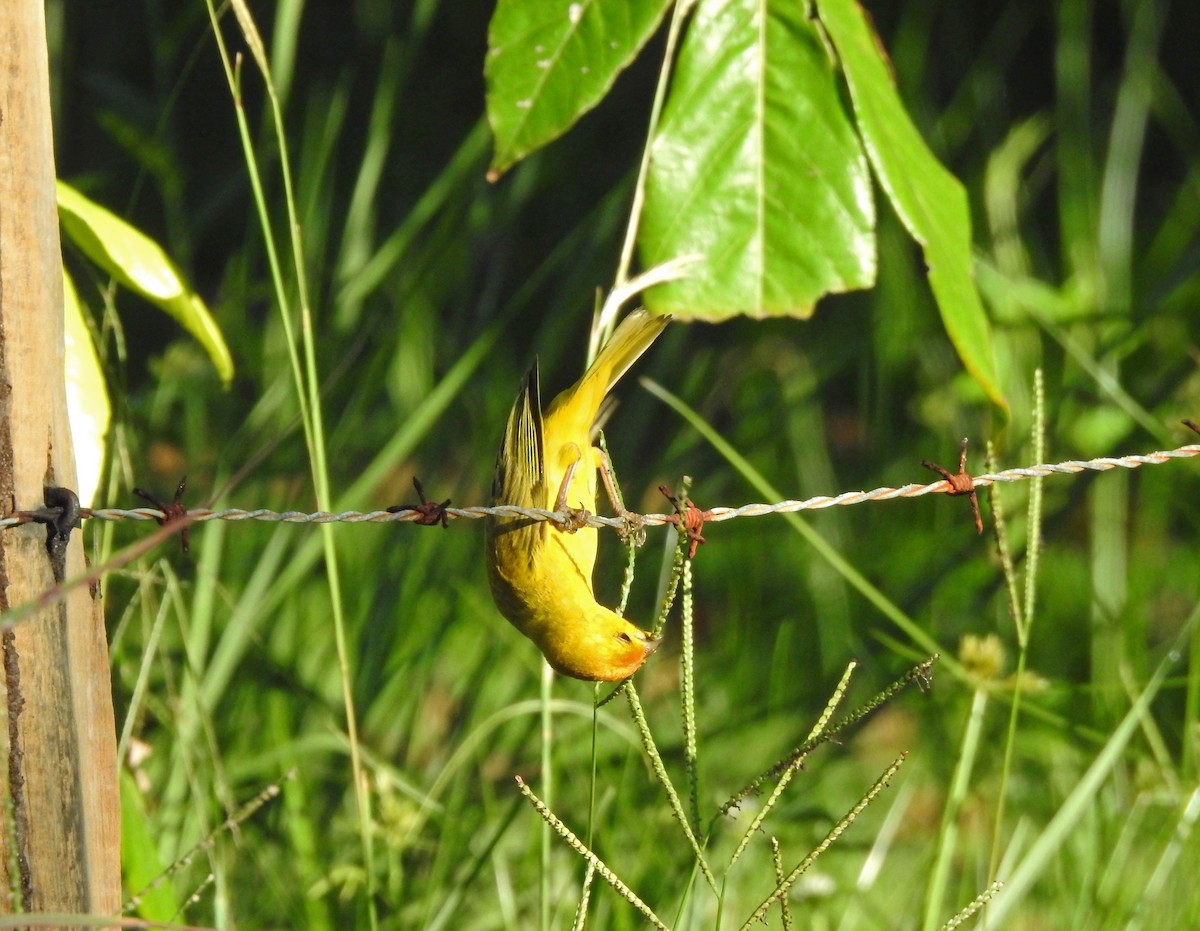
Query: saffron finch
xmin=486 ymin=309 xmax=669 ymax=680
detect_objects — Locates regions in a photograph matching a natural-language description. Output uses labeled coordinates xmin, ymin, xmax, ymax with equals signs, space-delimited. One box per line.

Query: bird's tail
xmin=550 ymin=309 xmax=670 ymax=424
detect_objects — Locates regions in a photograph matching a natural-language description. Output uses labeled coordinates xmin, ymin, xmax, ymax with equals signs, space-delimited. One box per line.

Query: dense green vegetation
xmin=51 ymin=0 xmax=1199 ymax=928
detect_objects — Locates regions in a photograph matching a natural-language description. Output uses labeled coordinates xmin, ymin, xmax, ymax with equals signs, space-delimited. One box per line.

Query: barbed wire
xmin=4 ymin=442 xmax=1197 ymax=534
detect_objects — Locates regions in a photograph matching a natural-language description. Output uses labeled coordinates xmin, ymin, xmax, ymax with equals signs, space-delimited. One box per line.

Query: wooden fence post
xmin=0 ymin=0 xmax=122 ymax=920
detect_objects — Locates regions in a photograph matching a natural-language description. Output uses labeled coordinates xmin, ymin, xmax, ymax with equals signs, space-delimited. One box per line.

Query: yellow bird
xmin=486 ymin=309 xmax=670 ymax=681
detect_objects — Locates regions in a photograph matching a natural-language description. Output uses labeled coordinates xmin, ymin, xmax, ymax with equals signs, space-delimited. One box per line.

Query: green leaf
xmin=813 ymin=0 xmax=1007 ymax=414
xmin=120 ymin=769 xmax=179 ymax=922
xmin=56 ymin=181 xmax=234 ymax=385
xmin=63 ymin=270 xmax=111 ymax=508
xmin=485 ymin=0 xmax=673 ymax=178
xmin=639 ymin=0 xmax=875 ymax=320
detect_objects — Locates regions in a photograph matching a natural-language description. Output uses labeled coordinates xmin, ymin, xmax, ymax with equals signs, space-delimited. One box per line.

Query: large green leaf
xmin=486 ymin=0 xmax=673 ymax=178
xmin=814 ymin=0 xmax=1007 ymax=413
xmin=56 ymin=181 xmax=234 ymax=385
xmin=639 ymin=0 xmax=875 ymax=320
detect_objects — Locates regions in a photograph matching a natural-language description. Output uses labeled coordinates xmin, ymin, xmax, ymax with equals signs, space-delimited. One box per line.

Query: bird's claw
xmin=556 ymin=506 xmax=591 ymax=533
xmin=616 ymin=509 xmax=646 ymax=547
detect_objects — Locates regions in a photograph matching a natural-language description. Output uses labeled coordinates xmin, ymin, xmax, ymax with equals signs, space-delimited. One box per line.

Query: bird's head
xmin=545 ymin=609 xmax=661 ymax=682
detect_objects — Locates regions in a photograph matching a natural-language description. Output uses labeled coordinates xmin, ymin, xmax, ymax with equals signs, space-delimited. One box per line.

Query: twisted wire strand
xmin=4 ymin=443 xmax=1198 ymax=532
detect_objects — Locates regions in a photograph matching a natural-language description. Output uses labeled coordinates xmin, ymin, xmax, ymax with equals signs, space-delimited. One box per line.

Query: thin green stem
xmin=719 ymin=659 xmax=929 ymax=819
xmin=680 ymin=556 xmax=700 ymax=832
xmin=921 ymin=687 xmax=989 ymax=931
xmin=738 ymin=755 xmax=908 ymax=929
xmin=625 ymin=684 xmax=718 ymax=895
xmin=771 ymin=837 xmax=793 ymax=931
xmin=670 ymin=475 xmax=702 ymax=832
xmin=937 ymin=881 xmax=1004 ymax=930
xmin=579 ymin=683 xmax=600 ymax=931
xmin=516 ymin=777 xmax=669 ymax=931
xmin=725 ymin=662 xmax=857 ymax=866
xmin=989 ymin=370 xmax=1045 ymax=888
xmin=204 ymin=4 xmax=376 ymax=925
xmin=541 ymin=663 xmax=554 ymax=931
xmin=1020 ymin=368 xmax=1045 ymax=647
xmin=606 ymin=0 xmax=692 ymax=337
xmin=570 ymin=861 xmax=597 ymax=931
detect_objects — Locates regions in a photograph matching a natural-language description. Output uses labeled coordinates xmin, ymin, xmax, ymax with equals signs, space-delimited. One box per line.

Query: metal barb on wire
xmin=921 ymin=437 xmax=984 ymax=533
xmin=3 ymin=443 xmax=1198 ymax=534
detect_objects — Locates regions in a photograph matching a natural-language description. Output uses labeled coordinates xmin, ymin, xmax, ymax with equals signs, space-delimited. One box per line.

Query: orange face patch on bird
xmin=485 ymin=309 xmax=670 ymax=681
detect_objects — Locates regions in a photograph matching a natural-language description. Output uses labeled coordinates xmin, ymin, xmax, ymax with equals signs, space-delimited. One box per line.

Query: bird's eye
xmin=616 ymin=632 xmax=632 ymax=643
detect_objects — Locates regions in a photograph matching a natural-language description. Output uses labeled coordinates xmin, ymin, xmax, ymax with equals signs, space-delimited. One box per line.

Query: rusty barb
xmin=134 ymin=476 xmax=192 ymax=553
xmin=921 ymin=437 xmax=984 ymax=534
xmin=659 ymin=485 xmax=709 ymax=559
xmin=1 ymin=427 xmax=1198 ymax=543
xmin=387 ymin=477 xmax=451 ymax=529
